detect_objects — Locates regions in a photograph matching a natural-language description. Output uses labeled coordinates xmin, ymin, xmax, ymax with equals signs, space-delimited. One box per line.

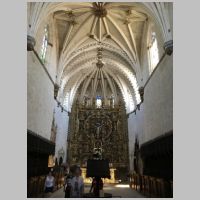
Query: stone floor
xmin=49 ymin=183 xmax=145 ymax=198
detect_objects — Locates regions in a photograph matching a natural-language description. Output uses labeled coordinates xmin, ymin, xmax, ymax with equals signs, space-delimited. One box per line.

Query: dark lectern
xmin=86 ymin=159 xmax=110 ymax=178
xmin=86 ymin=159 xmax=111 ymax=197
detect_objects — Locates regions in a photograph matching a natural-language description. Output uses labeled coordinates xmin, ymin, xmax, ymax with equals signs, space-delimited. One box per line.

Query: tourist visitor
xmin=70 ymin=166 xmax=84 ymax=197
xmin=90 ymin=177 xmax=103 ymax=197
xmin=64 ymin=167 xmax=72 ymax=198
xmin=44 ymin=171 xmax=55 ymax=193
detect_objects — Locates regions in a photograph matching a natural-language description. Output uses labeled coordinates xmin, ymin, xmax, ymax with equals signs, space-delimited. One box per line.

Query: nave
xmin=27 ymin=2 xmax=173 ymax=198
xmin=49 ymin=183 xmax=144 ymax=198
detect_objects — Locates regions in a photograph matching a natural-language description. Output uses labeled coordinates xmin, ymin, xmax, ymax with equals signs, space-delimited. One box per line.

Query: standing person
xmin=44 ymin=171 xmax=55 ymax=194
xmin=89 ymin=177 xmax=96 ymax=194
xmin=64 ymin=167 xmax=72 ymax=198
xmin=90 ymin=177 xmax=103 ymax=197
xmin=70 ymin=167 xmax=84 ymax=197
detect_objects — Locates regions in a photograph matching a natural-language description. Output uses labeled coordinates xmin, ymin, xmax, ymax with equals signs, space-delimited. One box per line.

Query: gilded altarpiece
xmin=67 ymin=102 xmax=129 ymax=181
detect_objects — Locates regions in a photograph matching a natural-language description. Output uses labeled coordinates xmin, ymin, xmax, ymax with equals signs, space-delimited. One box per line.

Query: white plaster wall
xmin=54 ymin=102 xmax=69 ymax=162
xmin=27 ymin=51 xmax=55 ymax=140
xmin=143 ymin=55 xmax=173 ymax=143
xmin=128 ymin=55 xmax=173 ymax=171
xmin=166 ymin=3 xmax=173 ymax=37
xmin=128 ymin=104 xmax=144 ymax=172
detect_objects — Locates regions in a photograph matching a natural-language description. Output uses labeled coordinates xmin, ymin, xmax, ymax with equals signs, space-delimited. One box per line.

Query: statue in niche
xmin=75 ymin=118 xmax=79 ymax=133
xmin=102 ymin=98 xmax=105 ymax=107
xmin=74 ymin=144 xmax=77 ymax=152
xmin=95 ymin=122 xmax=103 ymax=139
xmin=85 ymin=121 xmax=89 ymax=132
xmin=117 ymin=118 xmax=122 ymax=133
xmin=101 ymin=127 xmax=106 ymax=141
xmin=79 ymin=111 xmax=84 ymax=120
xmin=84 ymin=96 xmax=88 ymax=107
xmin=79 ymin=148 xmax=82 ymax=154
xmin=90 ymin=133 xmax=95 ymax=146
xmin=109 ymin=98 xmax=112 ymax=107
xmin=85 ymin=144 xmax=89 ymax=152
xmin=79 ymin=119 xmax=84 ymax=131
xmin=76 ymin=99 xmax=79 ymax=105
xmin=92 ymin=98 xmax=96 ymax=107
xmin=94 ymin=140 xmax=102 ymax=149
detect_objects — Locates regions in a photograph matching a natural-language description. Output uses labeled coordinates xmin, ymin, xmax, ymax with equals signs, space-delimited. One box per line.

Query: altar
xmin=67 ymin=103 xmax=129 ymax=181
xmin=81 ymin=167 xmax=117 ymax=184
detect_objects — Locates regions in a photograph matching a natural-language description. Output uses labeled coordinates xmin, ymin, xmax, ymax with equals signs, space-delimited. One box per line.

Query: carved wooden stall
xmin=130 ymin=131 xmax=173 ymax=197
xmin=67 ymin=100 xmax=129 ymax=183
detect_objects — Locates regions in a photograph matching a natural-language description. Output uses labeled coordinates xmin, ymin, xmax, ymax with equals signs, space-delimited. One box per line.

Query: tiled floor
xmin=49 ymin=183 xmax=145 ymax=198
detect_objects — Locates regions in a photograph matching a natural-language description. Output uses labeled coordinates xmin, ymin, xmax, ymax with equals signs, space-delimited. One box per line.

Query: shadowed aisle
xmin=49 ymin=183 xmax=145 ymax=198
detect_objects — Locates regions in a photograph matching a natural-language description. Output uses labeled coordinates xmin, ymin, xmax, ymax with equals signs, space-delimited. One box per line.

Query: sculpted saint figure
xmin=96 ymin=124 xmax=101 ymax=139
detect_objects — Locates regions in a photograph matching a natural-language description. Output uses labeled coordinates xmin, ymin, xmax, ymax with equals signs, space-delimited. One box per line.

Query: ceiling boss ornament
xmin=93 ymin=2 xmax=107 ymax=18
xmin=54 ymin=83 xmax=60 ymax=99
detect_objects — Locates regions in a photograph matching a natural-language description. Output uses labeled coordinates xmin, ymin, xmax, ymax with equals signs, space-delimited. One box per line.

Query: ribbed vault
xmin=27 ymin=2 xmax=172 ymax=113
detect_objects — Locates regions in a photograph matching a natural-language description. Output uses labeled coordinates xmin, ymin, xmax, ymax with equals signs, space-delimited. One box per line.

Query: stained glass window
xmin=96 ymin=95 xmax=102 ymax=108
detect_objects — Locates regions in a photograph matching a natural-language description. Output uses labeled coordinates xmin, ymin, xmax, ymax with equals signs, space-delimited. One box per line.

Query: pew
xmin=129 ymin=173 xmax=173 ymax=198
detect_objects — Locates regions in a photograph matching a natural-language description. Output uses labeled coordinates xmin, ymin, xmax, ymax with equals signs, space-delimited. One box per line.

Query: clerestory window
xmin=40 ymin=25 xmax=49 ymax=63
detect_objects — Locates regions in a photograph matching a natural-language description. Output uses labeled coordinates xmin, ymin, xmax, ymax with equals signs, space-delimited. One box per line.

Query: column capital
xmin=54 ymin=83 xmax=60 ymax=99
xmin=164 ymin=40 xmax=173 ymax=55
xmin=27 ymin=35 xmax=36 ymax=51
xmin=139 ymin=87 xmax=144 ymax=103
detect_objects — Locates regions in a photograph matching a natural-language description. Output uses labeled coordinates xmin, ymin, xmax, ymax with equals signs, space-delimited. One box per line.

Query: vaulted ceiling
xmin=28 ymin=2 xmax=172 ymax=113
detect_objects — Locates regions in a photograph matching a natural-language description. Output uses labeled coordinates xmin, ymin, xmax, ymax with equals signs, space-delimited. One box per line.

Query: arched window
xmin=96 ymin=95 xmax=102 ymax=108
xmin=148 ymin=31 xmax=159 ymax=72
xmin=40 ymin=25 xmax=49 ymax=63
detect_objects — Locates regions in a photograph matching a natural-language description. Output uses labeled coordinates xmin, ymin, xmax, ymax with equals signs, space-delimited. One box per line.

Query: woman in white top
xmin=44 ymin=171 xmax=55 ymax=193
xmin=70 ymin=167 xmax=84 ymax=197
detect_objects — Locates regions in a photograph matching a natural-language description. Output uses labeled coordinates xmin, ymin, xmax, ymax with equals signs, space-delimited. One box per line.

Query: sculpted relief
xmin=67 ymin=103 xmax=129 ymax=169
